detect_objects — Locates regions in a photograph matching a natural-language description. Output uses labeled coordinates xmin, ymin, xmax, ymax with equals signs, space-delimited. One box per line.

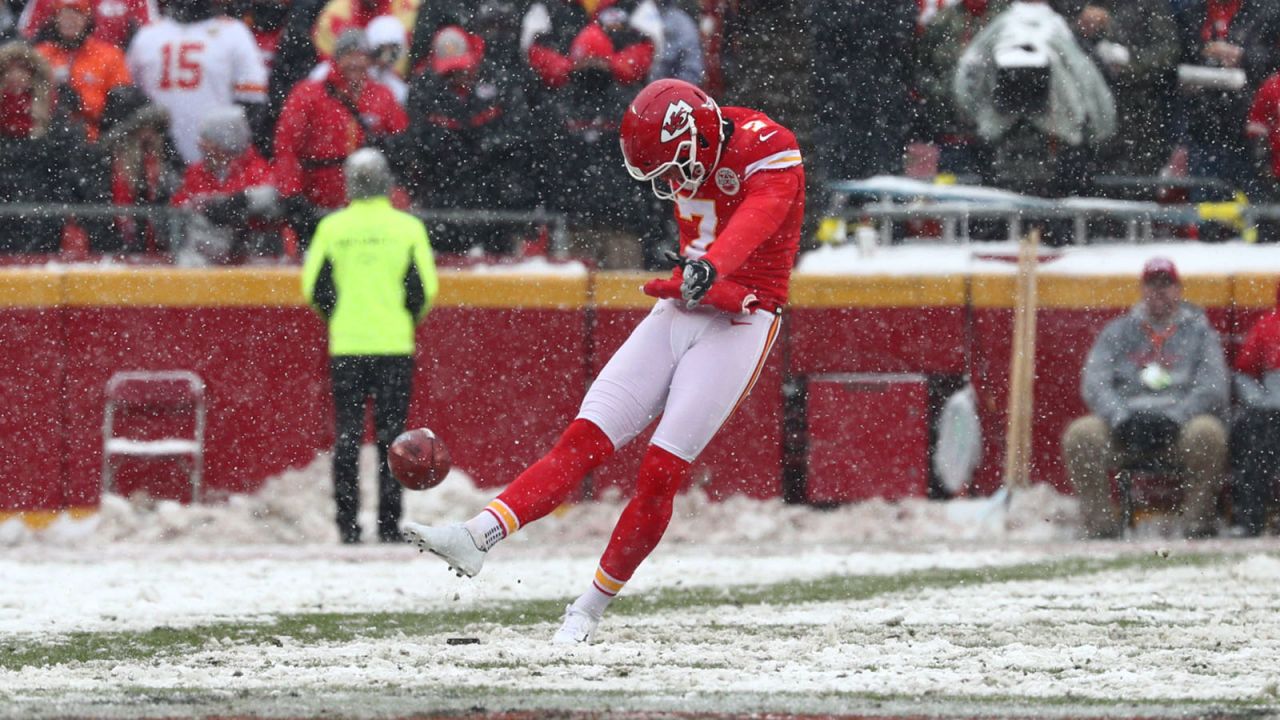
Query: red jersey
xmin=675 ymin=106 xmax=804 ymax=307
xmin=171 ymin=147 xmax=274 ymax=206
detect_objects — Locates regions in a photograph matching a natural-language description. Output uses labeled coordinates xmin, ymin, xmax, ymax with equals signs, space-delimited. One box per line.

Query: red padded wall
xmin=0 ymin=308 xmax=66 ymax=510
xmin=60 ymin=307 xmax=329 ymax=503
xmin=416 ymin=308 xmax=587 ymax=489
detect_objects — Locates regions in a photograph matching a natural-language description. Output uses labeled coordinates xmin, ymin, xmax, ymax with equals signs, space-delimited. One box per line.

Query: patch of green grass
xmin=0 ymin=549 xmax=1259 ymax=673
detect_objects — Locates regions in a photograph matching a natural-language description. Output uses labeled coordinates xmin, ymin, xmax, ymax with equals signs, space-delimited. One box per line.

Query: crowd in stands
xmin=1 ymin=0 xmax=1280 ymax=263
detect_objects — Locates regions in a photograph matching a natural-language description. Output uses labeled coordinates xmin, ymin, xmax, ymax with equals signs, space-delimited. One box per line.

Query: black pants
xmin=1230 ymin=408 xmax=1280 ymax=535
xmin=330 ymin=355 xmax=414 ymax=542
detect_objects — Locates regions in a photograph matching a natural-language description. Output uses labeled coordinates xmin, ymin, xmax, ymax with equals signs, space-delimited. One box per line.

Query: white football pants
xmin=578 ymin=298 xmax=782 ymax=462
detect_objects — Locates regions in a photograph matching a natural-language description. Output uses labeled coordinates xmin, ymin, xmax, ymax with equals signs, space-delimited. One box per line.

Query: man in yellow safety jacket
xmin=301 ymin=147 xmax=438 ymax=544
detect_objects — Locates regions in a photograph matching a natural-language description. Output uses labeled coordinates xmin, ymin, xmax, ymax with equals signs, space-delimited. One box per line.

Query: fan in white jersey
xmin=126 ymin=0 xmax=268 ymax=163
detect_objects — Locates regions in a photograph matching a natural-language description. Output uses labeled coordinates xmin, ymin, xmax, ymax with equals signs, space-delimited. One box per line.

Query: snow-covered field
xmin=2 ymin=450 xmax=1279 ymax=719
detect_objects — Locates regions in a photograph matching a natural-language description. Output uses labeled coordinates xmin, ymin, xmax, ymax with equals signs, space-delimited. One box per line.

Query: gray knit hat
xmin=198 ymin=106 xmax=250 ymax=155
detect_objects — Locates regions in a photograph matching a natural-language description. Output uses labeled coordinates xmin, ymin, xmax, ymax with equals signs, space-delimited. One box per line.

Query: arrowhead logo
xmin=660 ymin=100 xmax=694 ymax=143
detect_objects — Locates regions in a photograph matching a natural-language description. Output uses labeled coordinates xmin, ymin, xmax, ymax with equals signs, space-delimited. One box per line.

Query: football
xmin=388 ymin=428 xmax=451 ymax=491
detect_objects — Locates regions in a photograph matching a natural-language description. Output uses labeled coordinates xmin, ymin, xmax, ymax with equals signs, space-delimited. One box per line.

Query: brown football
xmin=388 ymin=428 xmax=451 ymax=491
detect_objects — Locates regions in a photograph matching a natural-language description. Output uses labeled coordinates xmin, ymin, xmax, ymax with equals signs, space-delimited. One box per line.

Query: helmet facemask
xmin=623 ymin=132 xmax=705 ymax=201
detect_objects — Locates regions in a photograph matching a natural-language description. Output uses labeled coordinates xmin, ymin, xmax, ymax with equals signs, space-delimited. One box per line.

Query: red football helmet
xmin=620 ymin=79 xmax=725 ymax=200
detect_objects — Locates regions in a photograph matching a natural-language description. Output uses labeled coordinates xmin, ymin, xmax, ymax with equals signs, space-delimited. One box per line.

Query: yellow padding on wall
xmin=791 ymin=275 xmax=966 ymax=308
xmin=1235 ymin=274 xmax=1280 ymax=309
xmin=0 ymin=267 xmax=1257 ymax=310
xmin=0 ymin=268 xmax=591 ymax=310
xmin=0 ymin=506 xmax=96 ymax=530
xmin=972 ymin=275 xmax=1233 ymax=309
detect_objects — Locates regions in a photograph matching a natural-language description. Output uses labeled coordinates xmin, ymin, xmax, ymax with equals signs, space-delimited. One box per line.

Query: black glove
xmin=663 ymin=250 xmax=717 ymax=309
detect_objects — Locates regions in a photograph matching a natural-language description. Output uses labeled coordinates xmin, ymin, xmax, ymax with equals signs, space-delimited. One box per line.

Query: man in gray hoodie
xmin=1062 ymin=257 xmax=1229 ymax=539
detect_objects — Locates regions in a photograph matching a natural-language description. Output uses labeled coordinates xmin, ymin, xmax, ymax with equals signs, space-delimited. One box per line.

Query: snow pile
xmin=6 ymin=448 xmax=1081 ymax=549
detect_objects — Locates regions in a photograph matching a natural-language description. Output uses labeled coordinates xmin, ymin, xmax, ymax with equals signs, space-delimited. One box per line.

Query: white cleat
xmin=551 ymin=604 xmax=600 ymax=645
xmin=402 ymin=522 xmax=486 ymax=578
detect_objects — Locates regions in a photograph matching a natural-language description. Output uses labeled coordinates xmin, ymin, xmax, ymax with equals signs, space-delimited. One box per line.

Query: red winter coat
xmin=1235 ymin=284 xmax=1280 ymax=377
xmin=172 ymin=147 xmax=273 ymax=207
xmin=272 ymin=73 xmax=407 ymax=208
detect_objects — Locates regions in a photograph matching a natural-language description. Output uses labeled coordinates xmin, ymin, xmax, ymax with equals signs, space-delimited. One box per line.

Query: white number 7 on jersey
xmin=676 ymin=198 xmax=717 ymax=259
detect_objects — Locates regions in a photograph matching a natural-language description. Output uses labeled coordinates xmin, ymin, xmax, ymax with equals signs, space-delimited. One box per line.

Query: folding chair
xmin=101 ymin=370 xmax=206 ymax=502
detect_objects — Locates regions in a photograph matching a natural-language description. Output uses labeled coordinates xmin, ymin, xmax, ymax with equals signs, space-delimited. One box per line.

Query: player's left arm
xmin=675 ymin=168 xmax=800 ymax=307
xmin=703 ymin=168 xmax=803 ymax=278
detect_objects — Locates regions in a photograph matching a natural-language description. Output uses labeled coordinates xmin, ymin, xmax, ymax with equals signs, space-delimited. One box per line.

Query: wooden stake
xmin=1003 ymin=229 xmax=1039 ymax=490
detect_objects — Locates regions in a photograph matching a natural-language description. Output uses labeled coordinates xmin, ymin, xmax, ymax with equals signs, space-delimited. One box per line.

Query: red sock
xmin=599 ymin=445 xmax=690 ymax=583
xmin=495 ymin=418 xmax=614 ymax=528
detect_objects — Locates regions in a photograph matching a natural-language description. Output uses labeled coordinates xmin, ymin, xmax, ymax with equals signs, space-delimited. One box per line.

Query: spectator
xmin=916 ymin=0 xmax=1010 ymax=179
xmin=312 ymin=0 xmax=418 ymax=77
xmin=1062 ymin=257 xmax=1230 ymax=539
xmin=127 ymin=0 xmax=269 ymax=164
xmin=395 ymin=24 xmax=534 ymax=253
xmin=808 ymin=2 xmax=914 ymax=183
xmin=1172 ymin=0 xmax=1280 ymax=204
xmin=955 ymin=1 xmax=1116 ymax=199
xmin=648 ymin=0 xmax=703 ymax=86
xmin=309 ymin=14 xmax=408 ymax=105
xmin=98 ymin=83 xmax=182 ymax=252
xmin=521 ymin=0 xmax=662 ymax=269
xmin=171 ymin=106 xmax=284 ymax=263
xmin=0 ymin=40 xmax=109 ymax=253
xmin=300 ymin=148 xmax=438 ymax=544
xmin=919 ymin=0 xmax=961 ymax=28
xmin=273 ymin=29 xmax=407 ymax=225
xmin=477 ymin=0 xmax=535 ymax=79
xmin=242 ymin=0 xmax=291 ymax=70
xmin=266 ymin=0 xmax=328 ymax=133
xmin=0 ymin=1 xmax=16 ymax=43
xmin=1247 ymin=76 xmax=1279 ymax=198
xmin=33 ymin=0 xmax=132 ymax=141
xmin=404 ymin=0 xmax=471 ymax=72
xmin=1058 ymin=0 xmax=1181 ymax=178
xmin=1229 ymin=282 xmax=1280 ymax=535
xmin=1245 ymin=63 xmax=1280 ymax=235
xmin=19 ymin=0 xmax=156 ymax=49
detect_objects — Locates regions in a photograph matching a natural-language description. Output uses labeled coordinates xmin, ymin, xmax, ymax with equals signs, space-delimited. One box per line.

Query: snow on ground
xmin=3 ymin=449 xmax=1280 ymax=718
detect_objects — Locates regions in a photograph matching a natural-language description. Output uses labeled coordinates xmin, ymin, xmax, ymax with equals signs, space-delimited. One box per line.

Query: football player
xmin=404 ymin=78 xmax=804 ymax=645
xmin=126 ymin=0 xmax=268 ymax=163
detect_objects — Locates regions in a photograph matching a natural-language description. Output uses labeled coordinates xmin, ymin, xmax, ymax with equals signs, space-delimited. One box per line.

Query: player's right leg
xmin=407 ymin=302 xmax=678 ymax=577
xmin=403 ymin=418 xmax=617 ymax=577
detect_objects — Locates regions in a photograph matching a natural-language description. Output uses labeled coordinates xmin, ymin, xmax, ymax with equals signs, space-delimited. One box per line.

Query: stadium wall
xmin=0 ymin=267 xmax=1274 ymax=520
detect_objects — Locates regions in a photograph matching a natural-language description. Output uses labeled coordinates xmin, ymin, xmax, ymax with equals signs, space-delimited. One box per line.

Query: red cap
xmin=430 ymin=25 xmax=483 ymax=76
xmin=1141 ymin=256 xmax=1180 ymax=285
xmin=54 ymin=0 xmax=92 ymax=15
xmin=570 ymin=24 xmax=614 ymax=62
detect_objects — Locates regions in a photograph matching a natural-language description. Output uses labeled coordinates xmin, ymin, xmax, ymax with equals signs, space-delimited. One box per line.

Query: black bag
xmin=1113 ymin=411 xmax=1180 ymax=456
